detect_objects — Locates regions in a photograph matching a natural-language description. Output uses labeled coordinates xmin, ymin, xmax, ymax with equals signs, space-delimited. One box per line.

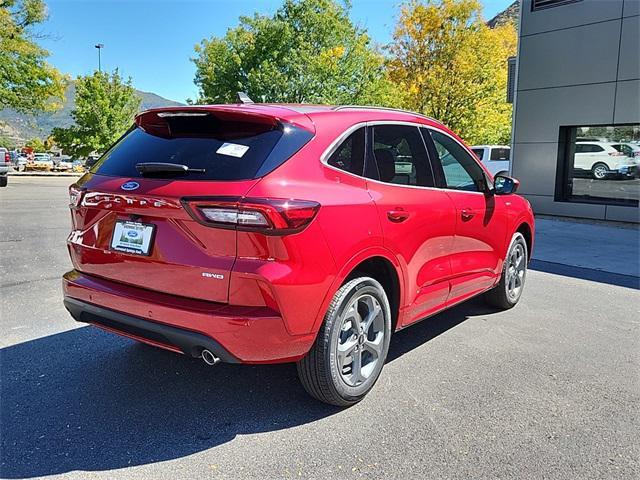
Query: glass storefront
xmin=560 ymin=124 xmax=640 ymax=206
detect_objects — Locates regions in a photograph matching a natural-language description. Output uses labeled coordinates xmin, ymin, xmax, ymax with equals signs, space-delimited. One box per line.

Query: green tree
xmin=0 ymin=0 xmax=65 ymax=112
xmin=52 ymin=70 xmax=140 ymax=157
xmin=192 ymin=0 xmax=396 ymax=105
xmin=25 ymin=137 xmax=45 ymax=151
xmin=387 ymin=0 xmax=517 ymax=144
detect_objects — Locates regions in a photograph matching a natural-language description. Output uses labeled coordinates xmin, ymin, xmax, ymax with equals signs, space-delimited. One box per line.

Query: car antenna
xmin=237 ymin=92 xmax=254 ymax=104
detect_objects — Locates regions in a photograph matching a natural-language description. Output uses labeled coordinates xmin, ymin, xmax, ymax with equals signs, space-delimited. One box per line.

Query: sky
xmin=38 ymin=0 xmax=512 ymax=104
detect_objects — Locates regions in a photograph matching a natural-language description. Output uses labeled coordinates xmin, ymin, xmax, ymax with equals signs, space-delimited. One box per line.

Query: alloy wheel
xmin=336 ymin=294 xmax=385 ymax=387
xmin=506 ymin=242 xmax=526 ymax=301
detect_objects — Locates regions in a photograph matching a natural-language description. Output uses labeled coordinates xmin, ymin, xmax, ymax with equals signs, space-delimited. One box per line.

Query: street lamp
xmin=95 ymin=44 xmax=104 ymax=72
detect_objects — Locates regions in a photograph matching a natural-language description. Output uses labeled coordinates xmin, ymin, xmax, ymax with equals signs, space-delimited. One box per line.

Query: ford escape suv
xmin=63 ymin=104 xmax=534 ymax=406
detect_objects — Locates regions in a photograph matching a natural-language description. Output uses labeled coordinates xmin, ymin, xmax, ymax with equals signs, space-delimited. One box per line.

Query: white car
xmin=471 ymin=145 xmax=510 ymax=176
xmin=574 ymin=142 xmax=637 ymax=179
xmin=611 ymin=142 xmax=640 ymax=160
xmin=31 ymin=153 xmax=54 ymax=171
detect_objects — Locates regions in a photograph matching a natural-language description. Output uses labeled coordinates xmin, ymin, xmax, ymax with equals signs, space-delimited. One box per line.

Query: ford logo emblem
xmin=127 ymin=231 xmax=139 ymax=238
xmin=121 ymin=181 xmax=140 ymax=191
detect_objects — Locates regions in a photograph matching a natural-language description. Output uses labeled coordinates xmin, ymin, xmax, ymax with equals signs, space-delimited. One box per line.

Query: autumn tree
xmin=387 ymin=0 xmax=517 ymax=144
xmin=25 ymin=137 xmax=45 ymax=151
xmin=0 ymin=0 xmax=65 ymax=112
xmin=192 ymin=0 xmax=396 ymax=105
xmin=52 ymin=70 xmax=140 ymax=157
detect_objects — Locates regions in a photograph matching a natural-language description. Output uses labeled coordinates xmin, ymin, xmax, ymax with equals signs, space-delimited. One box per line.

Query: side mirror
xmin=493 ymin=174 xmax=519 ymax=195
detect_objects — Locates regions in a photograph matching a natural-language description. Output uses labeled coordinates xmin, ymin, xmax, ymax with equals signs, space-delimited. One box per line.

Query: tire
xmin=485 ymin=232 xmax=528 ymax=310
xmin=591 ymin=162 xmax=609 ymax=180
xmin=297 ymin=277 xmax=391 ymax=407
xmin=0 ymin=175 xmax=7 ymax=187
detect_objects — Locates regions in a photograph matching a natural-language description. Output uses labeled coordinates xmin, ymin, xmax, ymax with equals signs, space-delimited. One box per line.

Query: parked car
xmin=14 ymin=155 xmax=28 ymax=172
xmin=63 ymin=104 xmax=535 ymax=406
xmin=471 ymin=145 xmax=510 ymax=176
xmin=0 ymin=147 xmax=10 ymax=187
xmin=611 ymin=142 xmax=640 ymax=159
xmin=574 ymin=142 xmax=637 ymax=179
xmin=30 ymin=153 xmax=54 ymax=171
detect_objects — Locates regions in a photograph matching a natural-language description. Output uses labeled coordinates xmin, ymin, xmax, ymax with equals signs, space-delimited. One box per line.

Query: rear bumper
xmin=64 ymin=297 xmax=239 ymax=363
xmin=63 ymin=270 xmax=316 ymax=364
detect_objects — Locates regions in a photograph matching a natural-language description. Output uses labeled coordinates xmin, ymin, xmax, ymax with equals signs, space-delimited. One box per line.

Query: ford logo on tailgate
xmin=126 ymin=231 xmax=139 ymax=239
xmin=121 ymin=181 xmax=140 ymax=191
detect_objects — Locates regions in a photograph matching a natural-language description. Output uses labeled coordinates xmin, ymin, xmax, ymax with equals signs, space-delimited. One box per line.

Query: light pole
xmin=95 ymin=44 xmax=104 ymax=72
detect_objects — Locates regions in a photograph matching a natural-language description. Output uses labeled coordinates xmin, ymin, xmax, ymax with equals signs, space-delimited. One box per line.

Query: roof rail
xmin=332 ymin=105 xmax=439 ymax=123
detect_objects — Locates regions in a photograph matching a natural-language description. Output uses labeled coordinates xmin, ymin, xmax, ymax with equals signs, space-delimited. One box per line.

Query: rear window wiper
xmin=135 ymin=162 xmax=205 ymax=175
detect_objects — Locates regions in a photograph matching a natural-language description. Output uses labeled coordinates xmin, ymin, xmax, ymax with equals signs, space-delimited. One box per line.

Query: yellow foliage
xmin=387 ymin=0 xmax=517 ymax=144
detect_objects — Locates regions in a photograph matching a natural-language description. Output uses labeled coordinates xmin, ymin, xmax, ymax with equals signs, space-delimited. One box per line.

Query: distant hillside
xmin=488 ymin=1 xmax=519 ymax=29
xmin=0 ymin=83 xmax=183 ymax=144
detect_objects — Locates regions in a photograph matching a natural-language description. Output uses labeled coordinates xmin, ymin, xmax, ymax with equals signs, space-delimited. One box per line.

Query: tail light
xmin=69 ymin=185 xmax=84 ymax=207
xmin=183 ymin=197 xmax=320 ymax=235
xmin=4 ymin=152 xmax=9 ymax=163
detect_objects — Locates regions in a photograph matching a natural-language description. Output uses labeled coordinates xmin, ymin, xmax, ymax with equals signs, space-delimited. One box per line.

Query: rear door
xmin=424 ymin=128 xmax=509 ymax=303
xmin=365 ymin=123 xmax=456 ymax=326
xmin=68 ymin=109 xmax=312 ymax=303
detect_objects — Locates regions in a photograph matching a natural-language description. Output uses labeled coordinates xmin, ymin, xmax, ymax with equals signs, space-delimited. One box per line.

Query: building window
xmin=557 ymin=125 xmax=640 ymax=207
xmin=531 ymin=0 xmax=582 ymax=12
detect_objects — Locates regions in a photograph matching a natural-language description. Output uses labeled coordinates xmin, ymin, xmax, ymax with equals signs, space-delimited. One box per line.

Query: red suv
xmin=63 ymin=104 xmax=534 ymax=406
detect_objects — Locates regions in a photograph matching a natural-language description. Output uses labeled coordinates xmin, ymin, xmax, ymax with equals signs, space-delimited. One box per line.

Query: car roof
xmin=138 ymin=103 xmax=447 ymax=132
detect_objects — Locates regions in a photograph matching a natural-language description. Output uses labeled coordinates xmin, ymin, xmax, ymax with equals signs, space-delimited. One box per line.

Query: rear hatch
xmin=68 ymin=107 xmax=313 ymax=303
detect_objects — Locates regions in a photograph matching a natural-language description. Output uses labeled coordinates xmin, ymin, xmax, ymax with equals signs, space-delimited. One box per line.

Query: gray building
xmin=511 ymin=0 xmax=640 ymax=222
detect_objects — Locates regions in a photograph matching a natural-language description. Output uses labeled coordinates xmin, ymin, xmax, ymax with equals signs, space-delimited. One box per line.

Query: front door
xmin=424 ymin=128 xmax=509 ymax=304
xmin=365 ymin=124 xmax=456 ymax=326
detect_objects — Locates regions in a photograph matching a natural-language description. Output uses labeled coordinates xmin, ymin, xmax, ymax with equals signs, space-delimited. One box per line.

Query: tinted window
xmin=91 ymin=114 xmax=312 ymax=181
xmin=429 ymin=130 xmax=487 ymax=192
xmin=471 ymin=148 xmax=485 ymax=161
xmin=561 ymin=124 xmax=639 ymax=206
xmin=576 ymin=143 xmax=604 ymax=153
xmin=370 ymin=125 xmax=434 ymax=187
xmin=490 ymin=148 xmax=510 ymax=161
xmin=327 ymin=127 xmax=365 ymax=176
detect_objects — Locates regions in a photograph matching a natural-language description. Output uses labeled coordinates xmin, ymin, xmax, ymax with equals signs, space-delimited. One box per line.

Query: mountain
xmin=0 ymin=83 xmax=183 ymax=144
xmin=488 ymin=1 xmax=520 ymax=29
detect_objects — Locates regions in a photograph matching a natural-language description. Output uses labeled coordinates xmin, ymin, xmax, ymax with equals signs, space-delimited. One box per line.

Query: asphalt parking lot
xmin=1 ymin=177 xmax=639 ymax=479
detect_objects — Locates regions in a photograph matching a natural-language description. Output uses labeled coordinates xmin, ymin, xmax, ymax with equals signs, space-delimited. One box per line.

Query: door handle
xmin=387 ymin=209 xmax=410 ymax=223
xmin=461 ymin=208 xmax=475 ymax=221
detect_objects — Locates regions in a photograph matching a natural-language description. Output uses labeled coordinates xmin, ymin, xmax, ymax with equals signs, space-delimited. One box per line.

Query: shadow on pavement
xmin=0 ymin=299 xmax=491 ymax=478
xmin=530 ymin=259 xmax=639 ymax=289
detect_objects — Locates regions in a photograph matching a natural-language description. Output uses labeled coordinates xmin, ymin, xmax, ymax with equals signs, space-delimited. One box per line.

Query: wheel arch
xmin=311 ymin=248 xmax=405 ymax=334
xmin=515 ymin=221 xmax=533 ymax=260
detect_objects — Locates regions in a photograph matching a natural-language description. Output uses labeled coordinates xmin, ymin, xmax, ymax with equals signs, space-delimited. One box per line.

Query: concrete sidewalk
xmin=532 ymin=216 xmax=639 ymax=278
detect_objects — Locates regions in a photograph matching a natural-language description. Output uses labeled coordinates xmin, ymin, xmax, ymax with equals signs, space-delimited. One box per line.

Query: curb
xmin=7 ymin=172 xmax=83 ymax=177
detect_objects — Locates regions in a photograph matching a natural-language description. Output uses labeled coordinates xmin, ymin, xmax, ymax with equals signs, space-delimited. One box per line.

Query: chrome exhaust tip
xmin=201 ymin=349 xmax=220 ymax=366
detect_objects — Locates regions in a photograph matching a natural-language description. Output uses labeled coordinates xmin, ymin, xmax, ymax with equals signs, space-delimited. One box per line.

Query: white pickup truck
xmin=471 ymin=145 xmax=511 ymax=177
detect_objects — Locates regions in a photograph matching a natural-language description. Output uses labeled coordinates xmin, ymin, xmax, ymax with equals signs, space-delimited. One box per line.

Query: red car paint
xmin=63 ymin=104 xmax=534 ymax=363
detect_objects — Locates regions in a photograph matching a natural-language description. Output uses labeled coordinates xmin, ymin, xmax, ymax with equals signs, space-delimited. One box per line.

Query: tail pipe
xmin=201 ymin=349 xmax=221 ymax=366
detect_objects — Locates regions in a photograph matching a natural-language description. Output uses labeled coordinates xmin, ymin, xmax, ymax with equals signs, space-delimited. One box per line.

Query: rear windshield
xmin=489 ymin=148 xmax=510 ymax=161
xmin=91 ymin=113 xmax=312 ymax=181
